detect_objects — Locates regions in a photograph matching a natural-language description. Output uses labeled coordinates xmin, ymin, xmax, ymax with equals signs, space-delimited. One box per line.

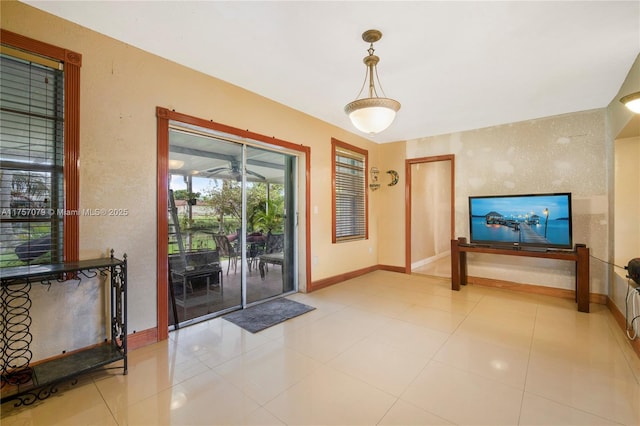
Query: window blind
xmin=334 ymin=145 xmax=366 ymax=241
xmin=0 ymin=53 xmax=64 ymax=267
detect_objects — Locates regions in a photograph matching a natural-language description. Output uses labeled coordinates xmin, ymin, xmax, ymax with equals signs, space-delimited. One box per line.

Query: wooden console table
xmin=451 ymin=237 xmax=590 ymax=313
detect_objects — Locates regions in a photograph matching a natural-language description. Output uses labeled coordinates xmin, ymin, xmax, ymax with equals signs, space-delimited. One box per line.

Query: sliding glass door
xmin=245 ymin=146 xmax=296 ymax=304
xmin=167 ymin=127 xmax=297 ymax=327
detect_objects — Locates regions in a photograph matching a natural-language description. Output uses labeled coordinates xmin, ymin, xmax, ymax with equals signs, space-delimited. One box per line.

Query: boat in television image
xmin=468 ymin=193 xmax=572 ymax=249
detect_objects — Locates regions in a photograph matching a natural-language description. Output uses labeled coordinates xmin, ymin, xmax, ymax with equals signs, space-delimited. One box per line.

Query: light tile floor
xmin=2 ymin=270 xmax=640 ymax=425
xmin=412 ymin=255 xmax=451 ymax=278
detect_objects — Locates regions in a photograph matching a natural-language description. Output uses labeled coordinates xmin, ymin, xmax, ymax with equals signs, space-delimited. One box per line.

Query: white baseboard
xmin=411 ymin=250 xmax=451 ymax=270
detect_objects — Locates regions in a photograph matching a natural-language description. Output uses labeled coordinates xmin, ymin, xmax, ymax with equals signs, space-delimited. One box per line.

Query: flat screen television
xmin=468 ymin=192 xmax=573 ymax=249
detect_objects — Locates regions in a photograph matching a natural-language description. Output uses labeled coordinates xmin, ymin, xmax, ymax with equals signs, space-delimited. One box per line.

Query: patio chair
xmin=246 ymin=232 xmax=266 ymax=271
xmin=259 ymin=233 xmax=284 ymax=277
xmin=264 ymin=233 xmax=284 ymax=254
xmin=212 ymin=234 xmax=238 ymax=275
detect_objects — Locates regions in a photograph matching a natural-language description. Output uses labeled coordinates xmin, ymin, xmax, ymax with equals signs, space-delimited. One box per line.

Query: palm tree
xmin=254 ymin=199 xmax=284 ymax=234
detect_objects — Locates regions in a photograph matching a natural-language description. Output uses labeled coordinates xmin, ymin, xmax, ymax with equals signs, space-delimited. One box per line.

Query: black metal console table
xmin=0 ymin=250 xmax=127 ymax=406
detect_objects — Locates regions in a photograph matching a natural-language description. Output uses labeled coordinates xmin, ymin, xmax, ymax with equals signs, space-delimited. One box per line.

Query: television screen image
xmin=469 ymin=193 xmax=572 ymax=249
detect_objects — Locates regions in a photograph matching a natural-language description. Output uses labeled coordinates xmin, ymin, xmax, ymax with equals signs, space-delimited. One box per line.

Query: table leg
xmin=576 ymin=244 xmax=590 ymax=313
xmin=451 ymin=239 xmax=461 ymax=291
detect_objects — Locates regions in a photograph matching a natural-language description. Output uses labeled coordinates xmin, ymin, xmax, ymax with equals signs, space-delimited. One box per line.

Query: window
xmin=0 ymin=30 xmax=80 ymax=267
xmin=332 ymin=138 xmax=368 ymax=242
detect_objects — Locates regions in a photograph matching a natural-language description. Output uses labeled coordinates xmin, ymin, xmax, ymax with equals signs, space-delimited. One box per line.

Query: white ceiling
xmin=24 ymin=1 xmax=640 ymax=143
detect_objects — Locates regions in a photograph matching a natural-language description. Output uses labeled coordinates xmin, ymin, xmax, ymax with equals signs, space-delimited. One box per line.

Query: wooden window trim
xmin=331 ymin=138 xmax=369 ymax=243
xmin=1 ymin=29 xmax=81 ymax=263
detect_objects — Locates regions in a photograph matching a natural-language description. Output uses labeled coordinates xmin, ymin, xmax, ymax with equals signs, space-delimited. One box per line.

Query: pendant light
xmin=620 ymin=91 xmax=640 ymax=114
xmin=344 ymin=29 xmax=401 ymax=134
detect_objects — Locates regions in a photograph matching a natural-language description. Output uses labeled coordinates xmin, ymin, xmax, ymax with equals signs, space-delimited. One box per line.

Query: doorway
xmin=166 ymin=128 xmax=298 ymax=327
xmin=156 ymin=108 xmax=310 ymax=339
xmin=406 ymin=155 xmax=455 ymax=277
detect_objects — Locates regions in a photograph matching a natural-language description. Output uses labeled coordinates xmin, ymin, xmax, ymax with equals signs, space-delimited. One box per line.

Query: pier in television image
xmin=469 ymin=193 xmax=572 ymax=248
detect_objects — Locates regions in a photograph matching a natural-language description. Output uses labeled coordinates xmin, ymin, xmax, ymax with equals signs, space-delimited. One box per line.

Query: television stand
xmin=451 ymin=237 xmax=590 ymax=313
xmin=521 ymin=246 xmax=548 ymax=252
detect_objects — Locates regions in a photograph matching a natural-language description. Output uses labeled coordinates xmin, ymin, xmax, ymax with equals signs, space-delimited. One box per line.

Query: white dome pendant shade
xmin=345 ymin=98 xmax=401 ymax=134
xmin=344 ymin=30 xmax=401 ymax=135
xmin=620 ymin=91 xmax=640 ymax=114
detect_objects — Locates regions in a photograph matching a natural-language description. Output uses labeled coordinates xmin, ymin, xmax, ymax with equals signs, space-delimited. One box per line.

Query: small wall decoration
xmin=369 ymin=167 xmax=381 ymax=191
xmin=387 ymin=170 xmax=399 ymax=186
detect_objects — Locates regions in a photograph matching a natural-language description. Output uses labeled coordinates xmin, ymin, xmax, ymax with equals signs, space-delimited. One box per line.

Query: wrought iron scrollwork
xmin=1 ymin=278 xmax=34 ymax=385
xmin=1 ymin=251 xmax=128 ymax=405
xmin=10 ymin=381 xmax=63 ymax=407
xmin=79 ymin=269 xmax=98 ymax=280
xmin=111 ymin=254 xmax=127 ymax=352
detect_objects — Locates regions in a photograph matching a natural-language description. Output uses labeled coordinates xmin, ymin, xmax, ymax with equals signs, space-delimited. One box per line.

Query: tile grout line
xmin=517 ymin=301 xmax=539 ymax=425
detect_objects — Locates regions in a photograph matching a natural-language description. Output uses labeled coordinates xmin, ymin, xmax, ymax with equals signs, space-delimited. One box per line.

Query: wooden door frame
xmin=156 ymin=107 xmax=311 ymax=341
xmin=404 ymin=155 xmax=455 ymax=273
